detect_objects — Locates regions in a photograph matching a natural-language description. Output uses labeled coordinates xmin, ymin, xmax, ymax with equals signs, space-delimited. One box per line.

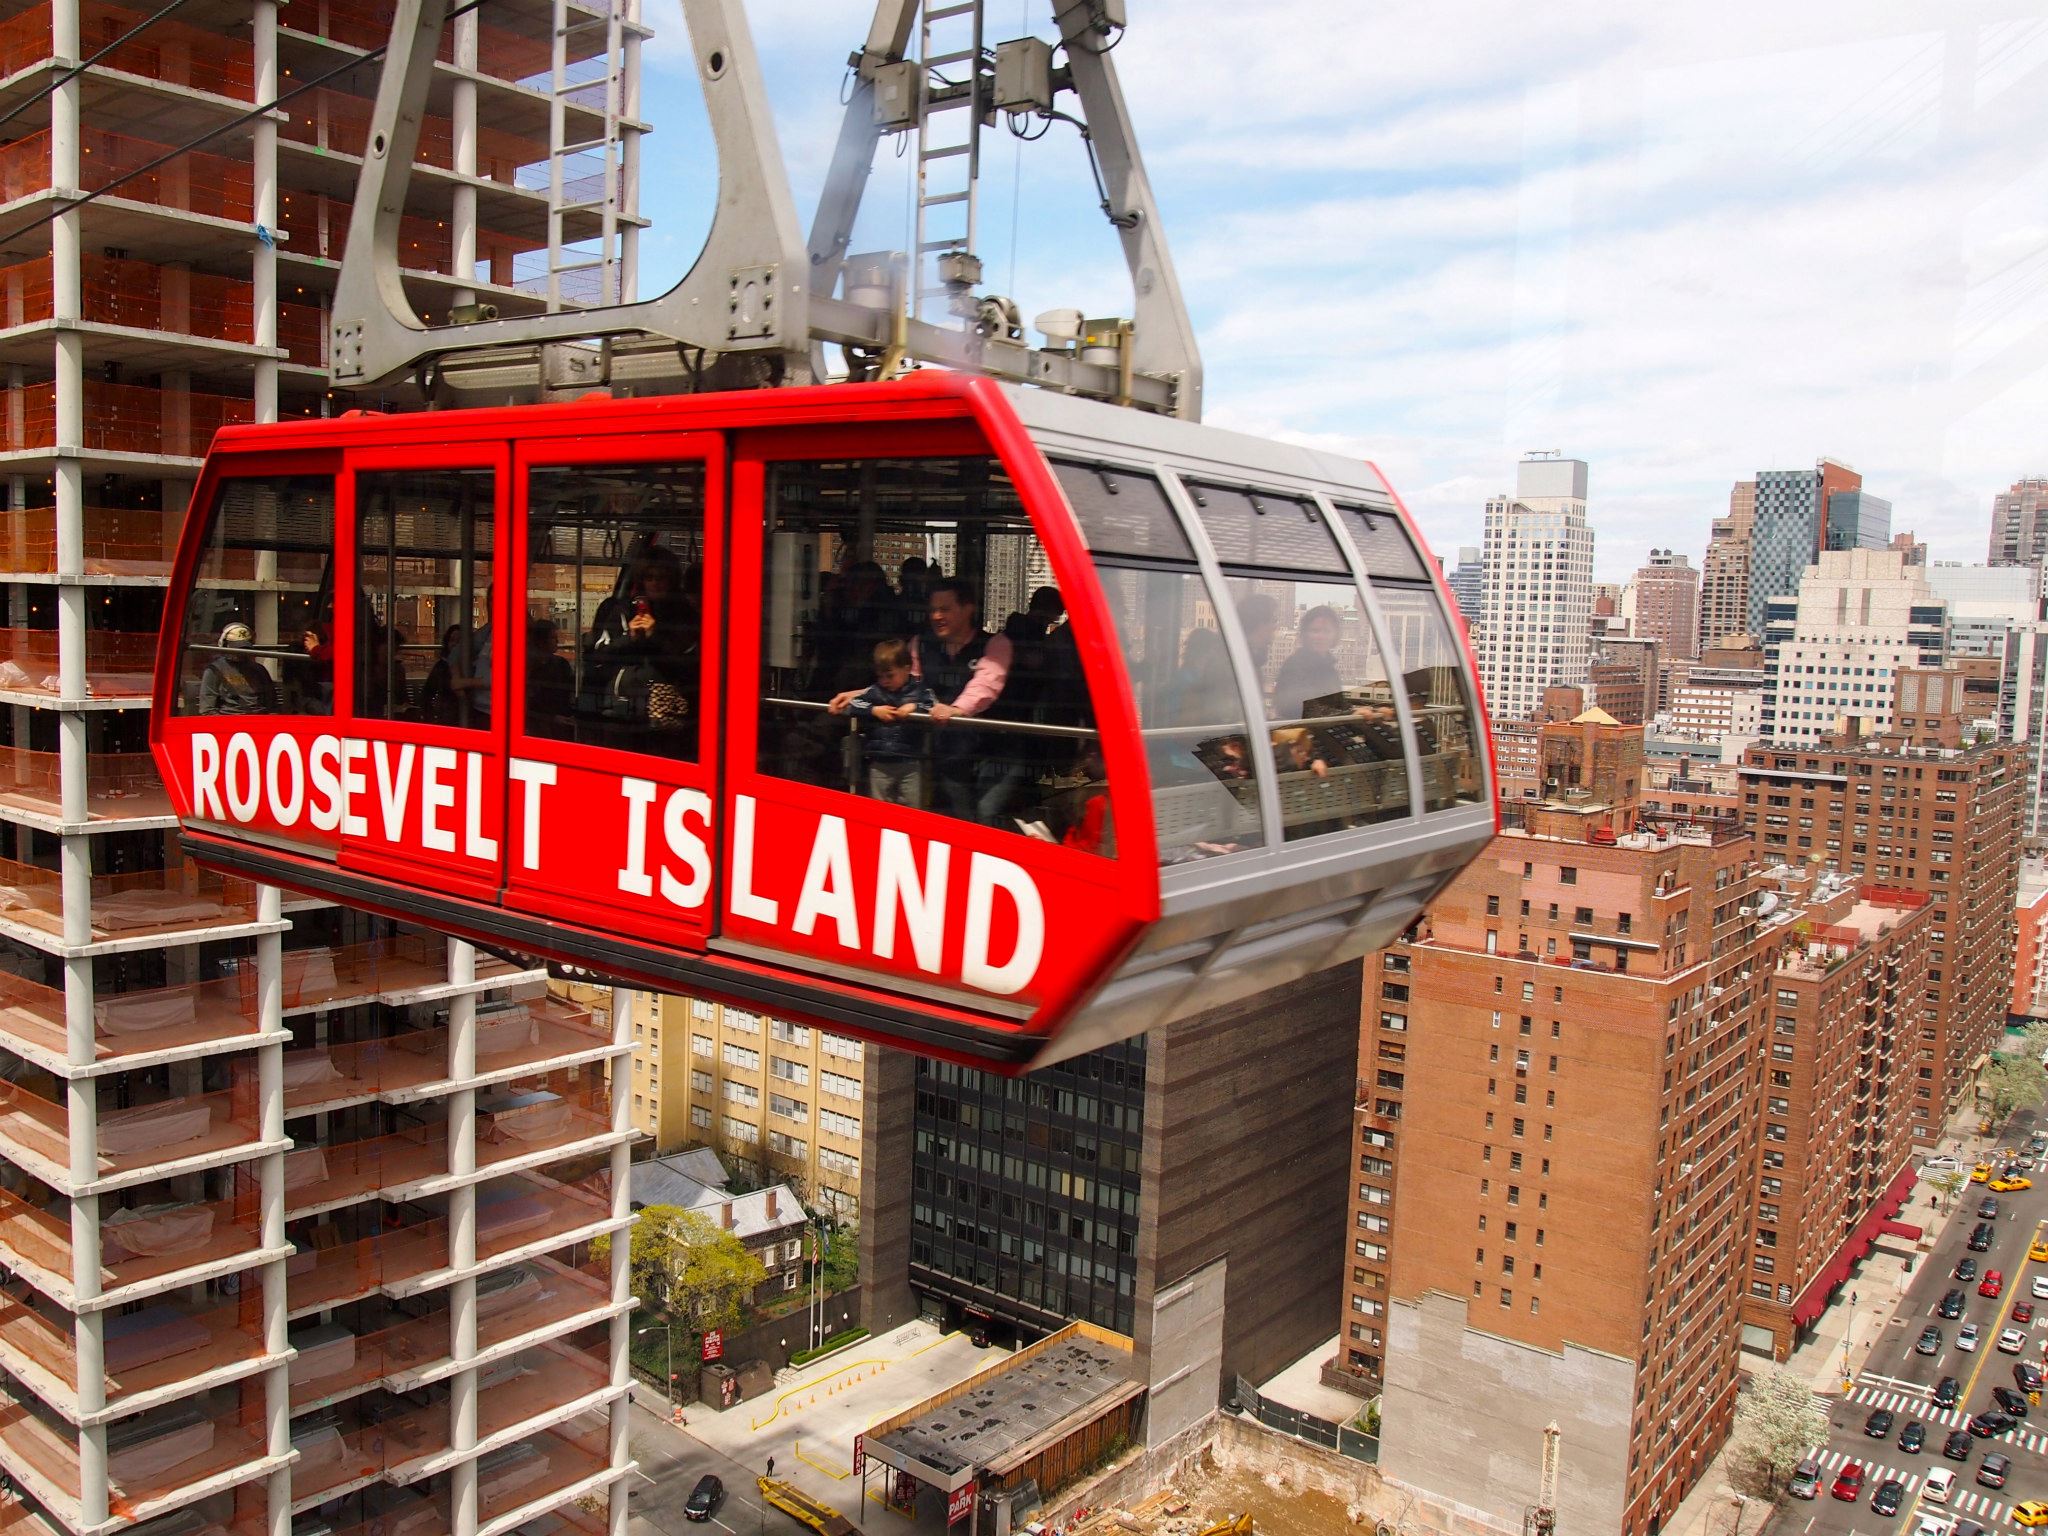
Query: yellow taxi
xmin=1973 ymin=1163 xmax=1995 ymax=1183
xmin=1993 ymin=1176 xmax=2035 ymax=1192
xmin=2013 ymin=1502 xmax=2048 ymax=1528
xmin=2032 ymin=1239 xmax=2048 ymax=1263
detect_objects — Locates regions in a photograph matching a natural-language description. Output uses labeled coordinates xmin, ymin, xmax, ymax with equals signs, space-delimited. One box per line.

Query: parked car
xmin=1833 ymin=1463 xmax=1866 ymax=1500
xmin=1899 ymin=1420 xmax=1926 ymax=1454
xmin=1866 ymin=1407 xmax=1896 ymax=1437
xmin=1979 ymin=1453 xmax=2012 ymax=1490
xmin=684 ymin=1475 xmax=725 ymax=1523
xmin=1872 ymin=1480 xmax=1905 ymax=1517
xmin=1919 ymin=1325 xmax=1945 ymax=1355
xmin=1937 ymin=1376 xmax=1962 ymax=1408
xmin=1957 ymin=1257 xmax=1980 ymax=1282
xmin=1992 ymin=1386 xmax=2031 ymax=1417
xmin=2000 ymin=1326 xmax=2027 ymax=1353
xmin=1940 ymin=1288 xmax=1968 ymax=1319
xmin=1942 ymin=1427 xmax=1973 ymax=1459
xmin=1981 ymin=1270 xmax=2005 ymax=1297
xmin=1960 ymin=1323 xmax=1983 ymax=1352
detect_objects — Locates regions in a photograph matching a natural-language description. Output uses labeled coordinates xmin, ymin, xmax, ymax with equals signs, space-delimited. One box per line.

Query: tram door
xmin=501 ymin=433 xmax=725 ymax=947
xmin=337 ymin=444 xmax=511 ymax=903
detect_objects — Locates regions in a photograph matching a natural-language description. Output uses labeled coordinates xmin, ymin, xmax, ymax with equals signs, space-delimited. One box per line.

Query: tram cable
xmin=0 ymin=0 xmax=201 ymax=138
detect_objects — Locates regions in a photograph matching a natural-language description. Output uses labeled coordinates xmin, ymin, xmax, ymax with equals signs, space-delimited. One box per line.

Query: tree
xmin=820 ymin=1224 xmax=860 ymax=1294
xmin=596 ymin=1205 xmax=767 ymax=1337
xmin=1985 ymin=1055 xmax=2045 ymax=1130
xmin=1927 ymin=1169 xmax=1967 ymax=1213
xmin=1728 ymin=1364 xmax=1827 ymax=1499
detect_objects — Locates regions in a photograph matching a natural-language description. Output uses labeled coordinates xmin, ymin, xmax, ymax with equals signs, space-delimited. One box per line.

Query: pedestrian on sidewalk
xmin=767 ymin=1456 xmax=776 ymax=1477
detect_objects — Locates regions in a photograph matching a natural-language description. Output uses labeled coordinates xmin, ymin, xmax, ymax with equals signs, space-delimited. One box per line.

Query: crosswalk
xmin=1805 ymin=1444 xmax=2010 ymax=1524
xmin=1840 ymin=1382 xmax=2048 ymax=1455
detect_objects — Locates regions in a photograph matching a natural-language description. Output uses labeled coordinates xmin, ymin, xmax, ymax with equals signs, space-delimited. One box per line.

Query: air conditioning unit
xmin=1739 ymin=905 xmax=1755 ymax=918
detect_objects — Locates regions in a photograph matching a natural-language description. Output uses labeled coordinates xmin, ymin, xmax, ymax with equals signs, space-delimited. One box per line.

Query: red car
xmin=1982 ymin=1270 xmax=2006 ymax=1298
xmin=2018 ymin=1302 xmax=2036 ymax=1324
xmin=1833 ymin=1463 xmax=1865 ymax=1500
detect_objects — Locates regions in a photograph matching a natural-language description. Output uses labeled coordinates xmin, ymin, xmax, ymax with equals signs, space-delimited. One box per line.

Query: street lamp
xmin=636 ymin=1322 xmax=676 ymax=1410
xmin=1728 ymin=1493 xmax=1750 ymax=1536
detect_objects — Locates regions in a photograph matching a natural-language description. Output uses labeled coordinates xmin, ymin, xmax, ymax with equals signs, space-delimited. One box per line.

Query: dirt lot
xmin=1165 ymin=1461 xmax=1371 ymax=1536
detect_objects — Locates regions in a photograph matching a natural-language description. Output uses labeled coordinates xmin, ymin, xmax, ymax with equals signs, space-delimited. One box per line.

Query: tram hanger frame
xmin=327 ymin=0 xmax=1200 ymax=417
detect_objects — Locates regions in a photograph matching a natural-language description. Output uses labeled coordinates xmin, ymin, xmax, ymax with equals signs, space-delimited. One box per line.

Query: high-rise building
xmin=1747 ymin=459 xmax=1862 ymax=637
xmin=1631 ymin=550 xmax=1699 ymax=661
xmin=1446 ymin=546 xmax=1483 ymax=624
xmin=1825 ymin=488 xmax=1893 ymax=552
xmin=1477 ymin=456 xmax=1594 ymax=723
xmin=627 ymin=994 xmax=867 ymax=1223
xmin=1588 ymin=637 xmax=1659 ymax=725
xmin=1358 ymin=713 xmax=1769 ymax=1536
xmin=1739 ymin=875 xmax=1929 ymax=1362
xmin=1699 ymin=481 xmax=1755 ymax=652
xmin=1759 ymin=550 xmax=1947 ymax=744
xmin=1988 ymin=478 xmax=2048 ymax=571
xmin=2001 ymin=623 xmax=2048 ymax=841
xmin=1738 ymin=703 xmax=2025 ymax=1144
xmin=2014 ymin=862 xmax=2048 ymax=1019
xmin=864 ymin=969 xmax=1362 ymax=1446
xmin=0 ymin=7 xmax=647 ymax=1535
xmin=1664 ymin=674 xmax=1765 ymax=744
xmin=1922 ymin=562 xmax=2041 ymax=658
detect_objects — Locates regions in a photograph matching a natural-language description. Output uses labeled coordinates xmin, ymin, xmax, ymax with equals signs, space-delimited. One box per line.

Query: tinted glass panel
xmin=355 ymin=468 xmax=494 ymax=725
xmin=1092 ymin=563 xmax=1264 ymax=860
xmin=173 ymin=474 xmax=334 ymax=716
xmin=758 ymin=456 xmax=1108 ymax=853
xmin=1051 ymin=460 xmax=1194 ymax=562
xmin=1184 ymin=481 xmax=1349 ymax=574
xmin=1230 ymin=574 xmax=1409 ymax=837
xmin=1335 ymin=502 xmax=1430 ymax=580
xmin=1373 ymin=581 xmax=1485 ymax=807
xmin=524 ymin=461 xmax=706 ymax=760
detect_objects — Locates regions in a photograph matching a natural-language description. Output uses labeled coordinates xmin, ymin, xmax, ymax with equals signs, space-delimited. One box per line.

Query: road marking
xmin=710 ymin=1520 xmax=737 ymax=1534
xmin=635 ymin=1469 xmax=659 ymax=1485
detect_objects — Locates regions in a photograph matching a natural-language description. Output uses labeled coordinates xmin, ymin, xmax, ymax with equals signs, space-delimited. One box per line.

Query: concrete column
xmin=607 ymin=985 xmax=635 ymax=1535
xmin=448 ymin=936 xmax=479 ymax=1536
xmin=451 ymin=7 xmax=478 ymax=308
xmin=618 ymin=8 xmax=642 ymax=303
xmin=252 ymin=1 xmax=278 ymax=424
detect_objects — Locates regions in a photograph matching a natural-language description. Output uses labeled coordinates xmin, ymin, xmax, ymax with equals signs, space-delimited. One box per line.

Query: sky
xmin=626 ymin=1 xmax=2048 ymax=584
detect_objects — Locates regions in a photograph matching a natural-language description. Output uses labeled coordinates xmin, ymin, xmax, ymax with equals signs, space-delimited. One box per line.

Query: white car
xmin=1924 ymin=1468 xmax=1956 ymax=1506
xmin=1959 ymin=1323 xmax=1982 ymax=1351
xmin=2001 ymin=1327 xmax=2028 ymax=1354
xmin=2033 ymin=1273 xmax=2048 ymax=1302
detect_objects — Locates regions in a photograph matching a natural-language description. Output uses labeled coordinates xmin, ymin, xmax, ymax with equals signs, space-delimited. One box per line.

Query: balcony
xmin=282 ymin=1127 xmax=450 ymax=1220
xmin=0 ymin=626 xmax=157 ymax=701
xmin=0 ymin=973 xmax=271 ymax=1076
xmin=476 ymin=1082 xmax=615 ymax=1175
xmin=0 ymin=1079 xmax=263 ymax=1191
xmin=0 ymin=126 xmax=251 ymax=220
xmin=0 ymin=1290 xmax=269 ymax=1422
xmin=478 ymin=1413 xmax=612 ymax=1529
xmin=0 ymin=859 xmax=260 ymax=949
xmin=281 ymin=1001 xmax=609 ymax=1116
xmin=280 ymin=934 xmax=539 ymax=1016
xmin=0 ymin=380 xmax=253 ymax=462
xmin=0 ymin=750 xmax=169 ymax=828
xmin=285 ymin=0 xmax=618 ymax=80
xmin=0 ymin=3 xmax=254 ymax=99
xmin=282 ymin=87 xmax=548 ymax=186
xmin=0 ymin=505 xmax=172 ymax=581
xmin=277 ymin=191 xmax=539 ymax=285
xmin=0 ymin=254 xmax=269 ymax=360
xmin=0 ymin=1387 xmax=272 ymax=1529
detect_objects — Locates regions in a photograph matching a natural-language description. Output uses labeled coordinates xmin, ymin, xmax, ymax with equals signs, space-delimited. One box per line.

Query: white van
xmin=1924 ymin=1468 xmax=1956 ymax=1505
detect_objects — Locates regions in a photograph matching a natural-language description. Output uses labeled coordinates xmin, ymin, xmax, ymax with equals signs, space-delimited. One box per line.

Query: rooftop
xmin=865 ymin=1323 xmax=1140 ymax=1493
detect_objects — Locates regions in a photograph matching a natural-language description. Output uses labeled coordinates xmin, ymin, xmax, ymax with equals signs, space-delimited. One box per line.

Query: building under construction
xmin=0 ymin=4 xmax=645 ymax=1535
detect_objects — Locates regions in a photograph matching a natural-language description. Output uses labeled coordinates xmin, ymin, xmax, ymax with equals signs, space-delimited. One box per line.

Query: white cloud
xmin=629 ymin=1 xmax=2048 ymax=579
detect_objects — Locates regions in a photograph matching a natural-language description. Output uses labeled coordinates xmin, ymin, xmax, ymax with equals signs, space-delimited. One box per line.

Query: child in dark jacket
xmin=833 ymin=638 xmax=935 ymax=806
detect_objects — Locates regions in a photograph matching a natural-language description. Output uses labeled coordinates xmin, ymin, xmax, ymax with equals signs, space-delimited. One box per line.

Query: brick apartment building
xmin=1737 ymin=676 xmax=2025 ymax=1143
xmin=1358 ymin=711 xmax=1771 ymax=1536
xmin=1740 ymin=875 xmax=1930 ymax=1360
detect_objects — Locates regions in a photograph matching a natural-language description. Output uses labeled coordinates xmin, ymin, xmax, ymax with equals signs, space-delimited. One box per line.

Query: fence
xmin=1231 ymin=1375 xmax=1378 ymax=1463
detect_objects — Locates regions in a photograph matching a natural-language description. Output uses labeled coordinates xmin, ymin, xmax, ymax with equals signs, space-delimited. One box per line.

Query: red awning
xmin=1881 ymin=1220 xmax=1924 ymax=1240
xmin=1791 ymin=1168 xmax=1920 ymax=1328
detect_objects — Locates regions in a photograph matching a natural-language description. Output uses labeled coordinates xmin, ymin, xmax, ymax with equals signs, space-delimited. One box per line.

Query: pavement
xmin=625 ymin=1319 xmax=1006 ymax=1536
xmin=1258 ymin=1333 xmax=1370 ymax=1425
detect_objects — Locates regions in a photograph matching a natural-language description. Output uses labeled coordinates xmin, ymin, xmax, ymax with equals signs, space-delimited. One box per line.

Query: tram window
xmin=172 ymin=474 xmax=335 ymax=717
xmin=1054 ymin=460 xmax=1197 ymax=561
xmin=1228 ymin=573 xmax=1409 ymax=838
xmin=524 ymin=462 xmax=705 ymax=760
xmin=759 ymin=456 xmax=1105 ymax=851
xmin=1333 ymin=502 xmax=1430 ymax=582
xmin=355 ymin=468 xmax=495 ymax=725
xmin=1183 ymin=481 xmax=1350 ymax=575
xmin=1372 ymin=581 xmax=1486 ymax=807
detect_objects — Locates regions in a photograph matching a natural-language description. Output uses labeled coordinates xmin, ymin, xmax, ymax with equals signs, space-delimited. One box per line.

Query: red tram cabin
xmin=150 ymin=374 xmax=1494 ymax=1069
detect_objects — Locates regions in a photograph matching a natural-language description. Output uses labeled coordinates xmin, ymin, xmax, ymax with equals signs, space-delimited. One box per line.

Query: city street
xmin=1801 ymin=1115 xmax=2048 ymax=1536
